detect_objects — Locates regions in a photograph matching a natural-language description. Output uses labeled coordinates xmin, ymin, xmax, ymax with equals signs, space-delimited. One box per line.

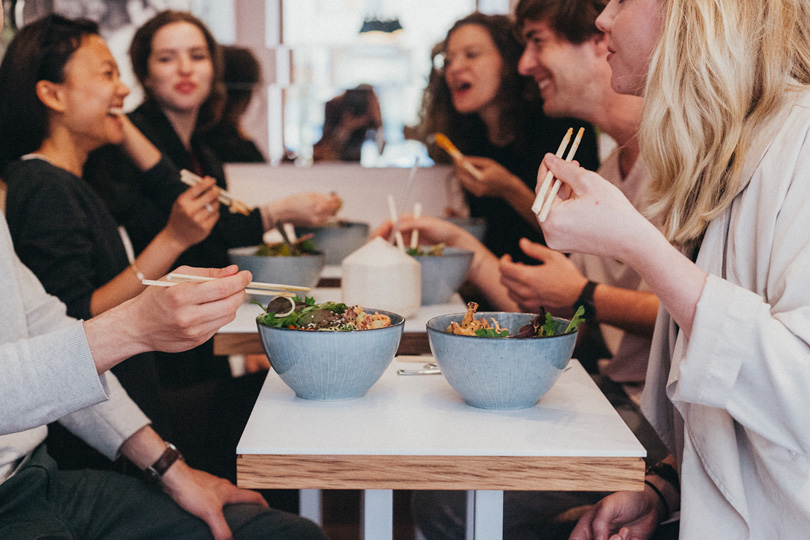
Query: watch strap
xmin=573 ymin=280 xmax=598 ymax=321
xmin=645 ymin=461 xmax=680 ymax=492
xmin=145 ymin=442 xmax=183 ymax=483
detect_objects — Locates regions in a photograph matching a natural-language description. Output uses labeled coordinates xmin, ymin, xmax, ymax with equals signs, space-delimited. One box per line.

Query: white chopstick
xmin=387 ymin=193 xmax=406 ymax=253
xmin=167 ymin=272 xmax=310 ymax=292
xmin=180 ymin=169 xmax=253 ymax=216
xmin=532 ymin=128 xmax=572 ymax=215
xmin=537 ymin=127 xmax=585 ymax=222
xmin=410 ymin=202 xmax=422 ymax=250
xmin=142 ymin=279 xmax=296 ymax=298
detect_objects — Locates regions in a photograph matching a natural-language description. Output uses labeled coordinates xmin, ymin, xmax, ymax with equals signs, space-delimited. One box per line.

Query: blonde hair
xmin=641 ymin=0 xmax=810 ymax=246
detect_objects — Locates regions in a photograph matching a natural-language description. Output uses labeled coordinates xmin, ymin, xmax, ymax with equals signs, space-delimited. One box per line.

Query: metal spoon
xmin=397 ymin=367 xmax=442 ymax=376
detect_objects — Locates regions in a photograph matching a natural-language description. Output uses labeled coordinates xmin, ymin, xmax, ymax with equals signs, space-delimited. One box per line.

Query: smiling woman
xmin=0 ymin=13 xmax=220 ymax=472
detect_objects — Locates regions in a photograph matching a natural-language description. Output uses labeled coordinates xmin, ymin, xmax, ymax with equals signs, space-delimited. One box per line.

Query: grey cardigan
xmin=0 ymin=214 xmax=149 ymax=482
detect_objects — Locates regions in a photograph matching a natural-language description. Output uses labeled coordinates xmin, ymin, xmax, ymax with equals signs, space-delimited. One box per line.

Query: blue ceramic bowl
xmin=413 ymin=247 xmax=474 ymax=305
xmin=446 ymin=217 xmax=487 ymax=242
xmin=257 ymin=308 xmax=404 ymax=400
xmin=426 ymin=312 xmax=577 ymax=409
xmin=297 ymin=221 xmax=370 ymax=265
xmin=228 ymin=246 xmax=325 ymax=289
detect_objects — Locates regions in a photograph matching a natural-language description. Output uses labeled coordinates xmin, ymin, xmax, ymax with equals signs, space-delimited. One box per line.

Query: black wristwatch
xmin=573 ymin=280 xmax=598 ymax=321
xmin=144 ymin=442 xmax=184 ymax=484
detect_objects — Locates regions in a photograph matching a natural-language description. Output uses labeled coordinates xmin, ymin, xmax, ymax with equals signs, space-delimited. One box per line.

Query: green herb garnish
xmin=564 ymin=305 xmax=586 ymax=334
xmin=474 ymin=328 xmax=510 ymax=338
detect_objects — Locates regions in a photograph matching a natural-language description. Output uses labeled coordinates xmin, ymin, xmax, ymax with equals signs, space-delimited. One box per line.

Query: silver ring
xmin=204 ymin=203 xmax=214 ymax=213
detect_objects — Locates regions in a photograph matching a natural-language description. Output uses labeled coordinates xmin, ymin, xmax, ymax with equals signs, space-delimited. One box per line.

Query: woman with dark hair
xmin=0 ymin=13 xmax=220 ymax=471
xmin=87 ymin=10 xmax=339 ymax=273
xmin=85 ymin=10 xmax=340 ymax=388
xmin=418 ymin=12 xmax=599 ymax=264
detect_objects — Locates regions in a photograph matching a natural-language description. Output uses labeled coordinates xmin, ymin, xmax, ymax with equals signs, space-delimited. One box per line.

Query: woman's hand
xmin=454 ymin=156 xmax=523 ymax=198
xmin=569 ymin=487 xmax=666 ymax=540
xmin=538 ymin=154 xmax=654 ymax=262
xmin=164 ymin=175 xmax=220 ymax=249
xmin=266 ymin=192 xmax=342 ymax=227
xmin=373 ymin=214 xmax=484 ymax=253
xmin=499 ymin=238 xmax=588 ymax=313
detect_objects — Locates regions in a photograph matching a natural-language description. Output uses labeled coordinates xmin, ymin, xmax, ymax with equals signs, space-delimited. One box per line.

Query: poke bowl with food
xmin=256 ymin=296 xmax=404 ymax=400
xmin=426 ymin=302 xmax=584 ymax=409
xmin=297 ymin=220 xmax=370 ymax=265
xmin=227 ymin=236 xmax=325 ymax=290
xmin=408 ymin=243 xmax=474 ymax=305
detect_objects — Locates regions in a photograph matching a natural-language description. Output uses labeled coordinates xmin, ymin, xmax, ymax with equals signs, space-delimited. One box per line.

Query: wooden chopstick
xmin=432 ymin=133 xmax=485 ymax=181
xmin=537 ymin=127 xmax=585 ymax=222
xmin=532 ymin=128 xmax=573 ymax=215
xmin=142 ymin=279 xmax=296 ymax=298
xmin=410 ymin=202 xmax=422 ymax=250
xmin=167 ymin=272 xmax=310 ymax=292
xmin=179 ymin=169 xmax=253 ymax=216
xmin=387 ymin=194 xmax=406 ymax=253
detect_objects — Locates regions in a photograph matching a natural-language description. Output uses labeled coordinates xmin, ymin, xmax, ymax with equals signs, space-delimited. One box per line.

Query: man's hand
xmin=84 ymin=265 xmax=250 ymax=373
xmin=161 ymin=461 xmax=269 ymax=540
xmin=569 ymin=487 xmax=664 ymax=540
xmin=499 ymin=238 xmax=588 ymax=313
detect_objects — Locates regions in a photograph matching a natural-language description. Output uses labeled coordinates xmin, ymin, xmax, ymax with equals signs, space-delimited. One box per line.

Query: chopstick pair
xmin=141 ymin=272 xmax=311 ymax=298
xmin=431 ymin=133 xmax=485 ymax=181
xmin=179 ymin=169 xmax=253 ymax=216
xmin=387 ymin=194 xmax=407 ymax=253
xmin=532 ymin=127 xmax=585 ymax=222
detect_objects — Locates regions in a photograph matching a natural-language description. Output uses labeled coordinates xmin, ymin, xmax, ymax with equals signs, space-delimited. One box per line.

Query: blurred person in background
xmin=202 ymin=45 xmax=267 ymax=163
xmin=313 ymin=83 xmax=384 ymax=162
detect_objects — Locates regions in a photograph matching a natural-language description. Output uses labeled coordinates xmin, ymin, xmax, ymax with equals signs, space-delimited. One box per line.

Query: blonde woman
xmin=531 ymin=0 xmax=810 ymax=538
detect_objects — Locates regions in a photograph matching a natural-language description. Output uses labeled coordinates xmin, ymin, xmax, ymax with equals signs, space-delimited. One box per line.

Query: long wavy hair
xmin=641 ymin=0 xmax=810 ymax=246
xmin=0 ymin=15 xmax=99 ymax=171
xmin=129 ymin=10 xmax=225 ymax=134
xmin=417 ymin=12 xmax=541 ymax=162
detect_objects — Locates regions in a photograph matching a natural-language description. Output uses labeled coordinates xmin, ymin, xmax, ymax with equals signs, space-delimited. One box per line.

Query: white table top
xmin=238 ymin=359 xmax=646 ymax=459
xmin=219 ymin=288 xmax=466 ymax=335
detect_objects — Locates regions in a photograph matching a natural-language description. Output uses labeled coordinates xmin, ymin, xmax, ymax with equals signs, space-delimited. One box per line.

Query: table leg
xmin=361 ymin=489 xmax=393 ymax=540
xmin=466 ymin=490 xmax=503 ymax=540
xmin=299 ymin=489 xmax=322 ymax=525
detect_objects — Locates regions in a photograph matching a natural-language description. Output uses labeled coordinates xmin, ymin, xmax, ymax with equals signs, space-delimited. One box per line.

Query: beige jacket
xmin=643 ymin=86 xmax=810 ymax=538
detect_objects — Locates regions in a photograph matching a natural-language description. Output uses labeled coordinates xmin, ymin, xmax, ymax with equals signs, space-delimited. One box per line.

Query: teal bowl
xmin=413 ymin=247 xmax=474 ymax=305
xmin=257 ymin=308 xmax=404 ymax=400
xmin=426 ymin=312 xmax=577 ymax=409
xmin=227 ymin=246 xmax=325 ymax=289
xmin=297 ymin=221 xmax=370 ymax=264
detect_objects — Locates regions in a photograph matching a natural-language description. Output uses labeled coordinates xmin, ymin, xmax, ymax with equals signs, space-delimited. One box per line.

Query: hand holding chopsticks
xmin=142 ymin=272 xmax=310 ymax=298
xmin=432 ymin=133 xmax=485 ymax=181
xmin=532 ymin=127 xmax=585 ymax=222
xmin=180 ymin=169 xmax=253 ymax=216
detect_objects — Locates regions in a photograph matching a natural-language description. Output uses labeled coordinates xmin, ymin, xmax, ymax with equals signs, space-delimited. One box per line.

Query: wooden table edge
xmin=237 ymin=454 xmax=644 ymax=492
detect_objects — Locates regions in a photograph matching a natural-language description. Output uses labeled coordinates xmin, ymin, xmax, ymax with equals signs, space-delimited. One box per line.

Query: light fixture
xmin=359 ymin=16 xmax=403 ymax=34
xmin=358 ymin=0 xmax=402 ymax=34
